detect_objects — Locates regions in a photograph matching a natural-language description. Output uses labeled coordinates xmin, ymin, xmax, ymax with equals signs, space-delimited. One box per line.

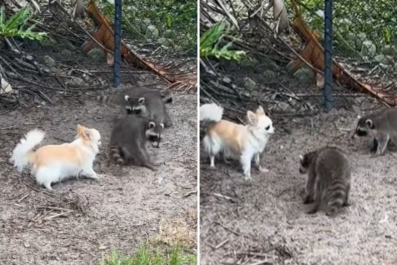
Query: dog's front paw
xmin=243 ymin=174 xmax=253 ymax=181
xmin=258 ymin=166 xmax=269 ymax=173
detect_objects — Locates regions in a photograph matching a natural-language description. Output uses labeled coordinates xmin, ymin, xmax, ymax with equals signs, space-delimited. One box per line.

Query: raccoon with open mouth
xmin=108 ymin=115 xmax=163 ymax=171
xmin=96 ymin=87 xmax=173 ymax=107
xmin=351 ymin=108 xmax=397 ymax=156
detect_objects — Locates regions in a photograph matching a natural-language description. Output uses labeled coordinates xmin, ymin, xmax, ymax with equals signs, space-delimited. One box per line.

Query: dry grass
xmin=155 ymin=209 xmax=197 ymax=248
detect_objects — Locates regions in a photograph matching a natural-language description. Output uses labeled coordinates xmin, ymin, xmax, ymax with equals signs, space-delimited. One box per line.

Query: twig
xmin=213 ymin=193 xmax=237 ymax=202
xmin=215 ymin=239 xmax=229 ymax=249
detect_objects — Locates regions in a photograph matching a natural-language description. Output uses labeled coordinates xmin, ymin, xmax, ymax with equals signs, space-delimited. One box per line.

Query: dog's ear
xmin=138 ymin=97 xmax=145 ymax=104
xmin=365 ymin=119 xmax=374 ymax=129
xmin=247 ymin=110 xmax=258 ymax=124
xmin=77 ymin=124 xmax=91 ymax=140
xmin=256 ymin=106 xmax=265 ymax=115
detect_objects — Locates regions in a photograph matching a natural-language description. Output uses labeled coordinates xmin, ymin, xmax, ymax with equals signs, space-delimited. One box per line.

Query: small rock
xmin=243 ymin=77 xmax=256 ymax=91
xmin=240 ymin=57 xmax=259 ymax=68
xmin=41 ymin=37 xmax=57 ymax=47
xmin=43 ymin=55 xmax=56 ymax=67
xmin=158 ymin=37 xmax=172 ymax=47
xmin=133 ymin=18 xmax=143 ymax=33
xmin=361 ymin=40 xmax=376 ymax=57
xmin=141 ymin=18 xmax=151 ymax=33
xmin=294 ymin=67 xmax=314 ymax=81
xmin=146 ymin=25 xmax=159 ymax=39
xmin=262 ymin=70 xmax=277 ymax=81
xmin=24 ymin=243 xmax=30 ymax=248
xmin=60 ymin=49 xmax=73 ymax=57
xmin=355 ymin=32 xmax=367 ymax=50
xmin=67 ymin=77 xmax=84 ymax=88
xmin=375 ymin=54 xmax=394 ymax=65
xmin=163 ymin=29 xmax=175 ymax=38
xmin=87 ymin=48 xmax=105 ymax=61
xmin=381 ymin=45 xmax=396 ymax=56
xmin=222 ymin=77 xmax=231 ymax=83
xmin=275 ymin=101 xmax=290 ymax=111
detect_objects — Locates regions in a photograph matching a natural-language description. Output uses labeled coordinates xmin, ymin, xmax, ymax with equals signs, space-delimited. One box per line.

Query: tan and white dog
xmin=200 ymin=103 xmax=275 ymax=180
xmin=10 ymin=124 xmax=101 ymax=190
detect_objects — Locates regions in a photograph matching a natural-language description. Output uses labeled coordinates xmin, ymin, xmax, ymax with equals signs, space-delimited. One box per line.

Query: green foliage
xmin=99 ymin=244 xmax=196 ymax=265
xmin=99 ymin=0 xmax=197 ymax=52
xmin=200 ymin=21 xmax=247 ymax=61
xmin=288 ymin=0 xmax=397 ymax=55
xmin=0 ymin=6 xmax=47 ymax=40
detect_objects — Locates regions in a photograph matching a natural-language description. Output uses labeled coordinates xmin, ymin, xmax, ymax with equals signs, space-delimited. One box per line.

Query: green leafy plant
xmin=200 ymin=21 xmax=247 ymax=61
xmin=0 ymin=6 xmax=47 ymax=40
xmin=99 ymin=244 xmax=196 ymax=265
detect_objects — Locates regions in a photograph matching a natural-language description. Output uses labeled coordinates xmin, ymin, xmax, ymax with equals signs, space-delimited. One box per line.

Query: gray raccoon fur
xmin=125 ymin=92 xmax=173 ymax=128
xmin=96 ymin=87 xmax=173 ymax=107
xmin=352 ymin=108 xmax=397 ymax=156
xmin=108 ymin=115 xmax=162 ymax=170
xmin=299 ymin=146 xmax=351 ymax=216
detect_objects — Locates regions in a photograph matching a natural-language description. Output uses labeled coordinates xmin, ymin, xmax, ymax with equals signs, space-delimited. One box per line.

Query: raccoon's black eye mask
xmin=355 ymin=128 xmax=368 ymax=137
xmin=133 ymin=108 xmax=142 ymax=115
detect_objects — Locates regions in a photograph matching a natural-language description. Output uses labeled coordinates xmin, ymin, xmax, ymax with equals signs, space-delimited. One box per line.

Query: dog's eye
xmin=265 ymin=126 xmax=270 ymax=130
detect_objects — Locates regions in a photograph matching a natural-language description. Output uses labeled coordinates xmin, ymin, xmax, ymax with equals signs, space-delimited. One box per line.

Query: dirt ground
xmin=200 ymin=108 xmax=397 ymax=265
xmin=0 ymin=91 xmax=197 ymax=264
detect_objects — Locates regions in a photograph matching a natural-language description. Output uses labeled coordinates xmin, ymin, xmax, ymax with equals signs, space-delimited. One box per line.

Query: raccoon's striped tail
xmin=325 ymin=180 xmax=348 ymax=216
xmin=109 ymin=146 xmax=125 ymax=165
xmin=96 ymin=94 xmax=115 ymax=105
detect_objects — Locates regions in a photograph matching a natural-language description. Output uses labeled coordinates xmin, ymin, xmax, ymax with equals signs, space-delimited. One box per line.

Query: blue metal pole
xmin=323 ymin=0 xmax=333 ymax=112
xmin=113 ymin=0 xmax=122 ymax=89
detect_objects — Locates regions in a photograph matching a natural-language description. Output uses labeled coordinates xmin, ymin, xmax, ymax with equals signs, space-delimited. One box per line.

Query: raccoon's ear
xmin=247 ymin=111 xmax=258 ymax=124
xmin=366 ymin=119 xmax=374 ymax=129
xmin=124 ymin=95 xmax=130 ymax=102
xmin=138 ymin=97 xmax=145 ymax=104
xmin=148 ymin=122 xmax=155 ymax=128
xmin=160 ymin=123 xmax=164 ymax=128
xmin=299 ymin=154 xmax=304 ymax=162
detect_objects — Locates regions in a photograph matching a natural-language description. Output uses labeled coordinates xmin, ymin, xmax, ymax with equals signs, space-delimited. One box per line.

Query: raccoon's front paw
xmin=325 ymin=208 xmax=339 ymax=217
xmin=303 ymin=195 xmax=314 ymax=204
xmin=306 ymin=203 xmax=320 ymax=214
xmin=342 ymin=201 xmax=351 ymax=207
xmin=223 ymin=158 xmax=232 ymax=164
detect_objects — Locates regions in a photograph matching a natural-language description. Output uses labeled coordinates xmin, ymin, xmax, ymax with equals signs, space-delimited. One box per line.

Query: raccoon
xmin=108 ymin=116 xmax=163 ymax=171
xmin=298 ymin=146 xmax=351 ymax=216
xmin=125 ymin=92 xmax=173 ymax=128
xmin=96 ymin=87 xmax=173 ymax=106
xmin=351 ymin=108 xmax=397 ymax=156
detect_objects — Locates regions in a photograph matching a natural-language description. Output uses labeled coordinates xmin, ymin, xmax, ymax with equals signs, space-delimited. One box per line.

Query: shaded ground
xmin=0 ymin=91 xmax=197 ymax=264
xmin=200 ymin=108 xmax=397 ymax=265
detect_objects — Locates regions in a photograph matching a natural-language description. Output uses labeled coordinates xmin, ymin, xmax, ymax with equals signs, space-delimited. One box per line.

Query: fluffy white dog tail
xmin=10 ymin=129 xmax=45 ymax=172
xmin=200 ymin=103 xmax=224 ymax=122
